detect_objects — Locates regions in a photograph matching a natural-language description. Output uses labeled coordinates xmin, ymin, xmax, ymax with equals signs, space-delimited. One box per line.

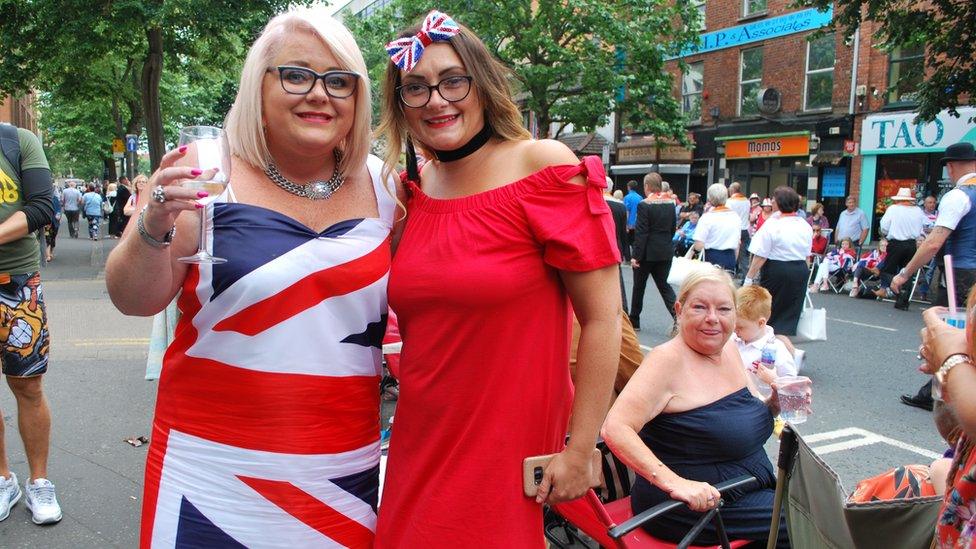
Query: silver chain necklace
xmin=264 ymin=149 xmax=345 ymax=200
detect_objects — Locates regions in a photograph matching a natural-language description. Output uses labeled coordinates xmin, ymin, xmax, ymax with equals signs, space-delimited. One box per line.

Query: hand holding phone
xmin=522 ymin=448 xmax=601 ymax=499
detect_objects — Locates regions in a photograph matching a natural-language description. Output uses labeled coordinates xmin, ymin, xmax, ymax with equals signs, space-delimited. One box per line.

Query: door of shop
xmin=749 ymin=176 xmax=771 ymax=199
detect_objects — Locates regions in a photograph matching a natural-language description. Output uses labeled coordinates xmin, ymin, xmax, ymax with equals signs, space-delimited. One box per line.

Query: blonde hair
xmin=377 ymin=15 xmax=530 ymax=182
xmin=736 ymin=285 xmax=772 ymax=321
xmin=643 ymin=172 xmax=662 ymax=191
xmin=224 ymin=6 xmax=371 ymax=174
xmin=676 ymin=266 xmax=737 ymax=309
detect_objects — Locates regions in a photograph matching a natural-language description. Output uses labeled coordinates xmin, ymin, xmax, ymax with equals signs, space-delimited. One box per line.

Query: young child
xmin=849 ymin=238 xmax=888 ymax=297
xmin=734 ymin=286 xmax=798 ymax=395
xmin=810 ymin=237 xmax=857 ymax=292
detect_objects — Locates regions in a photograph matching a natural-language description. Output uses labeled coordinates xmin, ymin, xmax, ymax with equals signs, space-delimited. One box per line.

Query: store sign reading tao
xmin=861 ymin=107 xmax=976 ymax=155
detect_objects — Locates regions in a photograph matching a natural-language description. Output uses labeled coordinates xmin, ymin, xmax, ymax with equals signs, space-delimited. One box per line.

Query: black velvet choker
xmin=431 ymin=123 xmax=493 ymax=162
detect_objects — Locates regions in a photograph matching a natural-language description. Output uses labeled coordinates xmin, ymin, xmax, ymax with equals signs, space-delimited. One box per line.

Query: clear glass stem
xmin=198 ymin=205 xmax=208 ymax=256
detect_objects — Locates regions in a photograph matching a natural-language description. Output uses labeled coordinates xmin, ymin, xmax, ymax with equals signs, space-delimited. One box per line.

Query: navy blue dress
xmin=631 ymin=387 xmax=789 ymax=548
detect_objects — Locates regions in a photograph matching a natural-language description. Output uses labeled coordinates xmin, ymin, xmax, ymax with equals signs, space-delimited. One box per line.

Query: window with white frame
xmin=804 ymin=33 xmax=835 ymax=110
xmin=691 ymin=0 xmax=706 ymax=31
xmin=887 ymin=45 xmax=925 ymax=104
xmin=743 ymin=0 xmax=766 ymax=17
xmin=682 ymin=62 xmax=703 ymax=122
xmin=739 ymin=47 xmax=762 ymax=116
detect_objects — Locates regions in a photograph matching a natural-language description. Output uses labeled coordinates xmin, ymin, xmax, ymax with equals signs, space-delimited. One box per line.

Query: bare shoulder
xmin=636 ymin=340 xmax=680 ymax=379
xmin=519 ymin=139 xmax=585 ymax=184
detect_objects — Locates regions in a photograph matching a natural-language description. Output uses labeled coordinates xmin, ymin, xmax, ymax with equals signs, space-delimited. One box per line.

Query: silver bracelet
xmin=136 ymin=205 xmax=175 ymax=248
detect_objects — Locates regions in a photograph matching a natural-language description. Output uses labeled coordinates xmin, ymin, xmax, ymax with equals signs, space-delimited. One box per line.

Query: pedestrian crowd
xmin=1 ymin=5 xmax=975 ymax=548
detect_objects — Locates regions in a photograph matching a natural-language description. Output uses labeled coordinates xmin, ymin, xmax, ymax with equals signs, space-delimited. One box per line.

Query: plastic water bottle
xmin=760 ymin=346 xmax=777 ymax=370
xmin=748 ymin=346 xmax=776 ymax=399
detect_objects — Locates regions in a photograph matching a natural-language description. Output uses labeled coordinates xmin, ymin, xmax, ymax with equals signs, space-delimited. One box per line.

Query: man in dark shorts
xmin=0 ymin=123 xmax=61 ymax=524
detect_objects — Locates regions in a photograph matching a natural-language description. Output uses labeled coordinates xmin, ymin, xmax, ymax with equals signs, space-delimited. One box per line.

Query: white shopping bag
xmin=667 ymin=256 xmax=713 ymax=288
xmin=794 ymin=292 xmax=827 ymax=342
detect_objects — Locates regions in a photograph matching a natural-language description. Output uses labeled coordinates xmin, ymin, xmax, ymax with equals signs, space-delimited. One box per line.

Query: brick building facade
xmin=0 ymin=94 xmax=38 ymax=133
xmin=649 ymin=0 xmax=974 ymax=235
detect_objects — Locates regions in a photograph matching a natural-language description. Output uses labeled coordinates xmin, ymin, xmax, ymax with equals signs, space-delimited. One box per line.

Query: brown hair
xmin=376 ymin=16 xmax=530 ymax=182
xmin=736 ymin=286 xmax=772 ymax=321
xmin=772 ymin=185 xmax=800 ymax=213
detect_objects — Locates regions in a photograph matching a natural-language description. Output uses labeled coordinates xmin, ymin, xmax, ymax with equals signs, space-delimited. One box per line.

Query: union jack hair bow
xmin=385 ymin=10 xmax=461 ymax=71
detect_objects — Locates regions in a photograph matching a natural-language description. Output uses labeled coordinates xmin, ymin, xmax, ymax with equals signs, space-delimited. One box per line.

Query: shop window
xmin=682 ymin=62 xmax=703 ymax=123
xmin=804 ymin=34 xmax=835 ymax=111
xmin=743 ymin=0 xmax=766 ymax=17
xmin=739 ymin=47 xmax=763 ymax=116
xmin=748 ymin=159 xmax=770 ymax=172
xmin=887 ymin=45 xmax=924 ymax=105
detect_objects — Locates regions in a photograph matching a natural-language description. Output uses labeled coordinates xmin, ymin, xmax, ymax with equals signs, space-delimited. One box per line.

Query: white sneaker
xmin=0 ymin=473 xmax=22 ymax=522
xmin=25 ymin=478 xmax=62 ymax=524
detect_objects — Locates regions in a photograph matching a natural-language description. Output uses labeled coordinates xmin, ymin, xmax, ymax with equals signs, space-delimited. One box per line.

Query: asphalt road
xmin=0 ymin=236 xmax=947 ymax=547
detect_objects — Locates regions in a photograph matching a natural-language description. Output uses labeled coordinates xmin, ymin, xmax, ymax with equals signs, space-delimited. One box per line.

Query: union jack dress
xmin=140 ymin=155 xmax=395 ymax=548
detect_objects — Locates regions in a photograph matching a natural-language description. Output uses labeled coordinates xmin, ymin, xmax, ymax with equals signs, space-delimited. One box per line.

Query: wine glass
xmin=177 ymin=126 xmax=230 ymax=264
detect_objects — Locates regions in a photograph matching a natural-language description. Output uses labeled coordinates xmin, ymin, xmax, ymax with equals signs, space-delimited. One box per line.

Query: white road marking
xmin=807 ymin=427 xmax=941 ymax=459
xmin=826 ymin=317 xmax=898 ymax=332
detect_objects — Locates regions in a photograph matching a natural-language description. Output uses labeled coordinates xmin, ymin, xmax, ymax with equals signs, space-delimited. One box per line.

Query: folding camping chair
xmin=810 ymin=245 xmax=855 ymax=294
xmin=908 ymin=259 xmax=937 ymax=304
xmin=548 ymin=476 xmax=758 ymax=549
xmin=770 ymin=425 xmax=942 ymax=549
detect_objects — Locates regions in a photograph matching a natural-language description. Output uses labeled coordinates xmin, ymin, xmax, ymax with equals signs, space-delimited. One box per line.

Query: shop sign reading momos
xmin=725 ymin=135 xmax=810 ymax=159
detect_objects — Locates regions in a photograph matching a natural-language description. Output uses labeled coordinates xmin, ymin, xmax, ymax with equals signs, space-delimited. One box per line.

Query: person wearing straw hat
xmin=879 ymin=187 xmax=927 ymax=310
xmin=894 ymin=141 xmax=976 ymax=410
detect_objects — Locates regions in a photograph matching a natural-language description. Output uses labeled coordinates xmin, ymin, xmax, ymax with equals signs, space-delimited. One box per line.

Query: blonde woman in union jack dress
xmin=106 ymin=7 xmax=400 ymax=548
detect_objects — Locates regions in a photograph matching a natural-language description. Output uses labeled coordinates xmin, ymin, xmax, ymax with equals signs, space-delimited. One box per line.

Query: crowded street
xmin=0 ymin=235 xmax=947 ymax=548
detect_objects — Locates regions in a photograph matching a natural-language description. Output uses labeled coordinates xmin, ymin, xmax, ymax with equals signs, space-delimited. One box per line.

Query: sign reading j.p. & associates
xmin=670 ymin=7 xmax=833 ymax=59
xmin=725 ymin=135 xmax=810 ymax=159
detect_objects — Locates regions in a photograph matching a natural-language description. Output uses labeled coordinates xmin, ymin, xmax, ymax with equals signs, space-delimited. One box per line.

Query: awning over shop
xmin=811 ymin=152 xmax=845 ymax=166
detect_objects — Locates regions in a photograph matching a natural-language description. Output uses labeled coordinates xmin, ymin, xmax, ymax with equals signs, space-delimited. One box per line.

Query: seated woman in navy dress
xmin=602 ymin=267 xmax=789 ymax=547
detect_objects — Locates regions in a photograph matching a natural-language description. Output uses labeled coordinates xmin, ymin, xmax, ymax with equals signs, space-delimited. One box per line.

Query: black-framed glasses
xmin=269 ymin=66 xmax=360 ymax=98
xmin=396 ymin=75 xmax=473 ymax=108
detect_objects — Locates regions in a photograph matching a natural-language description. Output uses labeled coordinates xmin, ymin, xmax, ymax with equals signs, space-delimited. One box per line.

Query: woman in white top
xmin=744 ymin=186 xmax=813 ymax=336
xmin=693 ymin=183 xmax=741 ymax=273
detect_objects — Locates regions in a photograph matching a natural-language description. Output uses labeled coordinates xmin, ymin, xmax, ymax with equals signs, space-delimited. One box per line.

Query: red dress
xmin=376 ymin=156 xmax=619 ymax=548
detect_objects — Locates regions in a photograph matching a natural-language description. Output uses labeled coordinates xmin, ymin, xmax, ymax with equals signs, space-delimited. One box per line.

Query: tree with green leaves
xmin=346 ymin=0 xmax=699 ymax=142
xmin=796 ymin=0 xmax=975 ymax=122
xmin=0 ymin=0 xmax=297 ymax=171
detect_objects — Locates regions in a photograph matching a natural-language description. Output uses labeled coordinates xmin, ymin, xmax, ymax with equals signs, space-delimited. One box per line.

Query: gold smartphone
xmin=522 ymin=449 xmax=602 ymax=497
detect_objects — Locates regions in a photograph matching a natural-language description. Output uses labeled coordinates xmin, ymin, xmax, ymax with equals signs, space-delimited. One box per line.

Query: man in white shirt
xmin=59 ymin=181 xmax=82 ymax=238
xmin=727 ymin=181 xmax=752 ymax=279
xmin=893 ymin=141 xmax=976 ymax=411
xmin=834 ymin=195 xmax=869 ymax=246
xmin=879 ymin=188 xmax=927 ymax=310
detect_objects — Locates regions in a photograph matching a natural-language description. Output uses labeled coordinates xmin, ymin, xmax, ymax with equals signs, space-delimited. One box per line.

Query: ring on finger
xmin=151 ymin=186 xmax=167 ymax=204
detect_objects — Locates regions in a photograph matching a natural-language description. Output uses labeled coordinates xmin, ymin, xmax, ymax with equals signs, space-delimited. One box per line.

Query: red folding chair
xmin=550 ymin=475 xmax=758 ymax=549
